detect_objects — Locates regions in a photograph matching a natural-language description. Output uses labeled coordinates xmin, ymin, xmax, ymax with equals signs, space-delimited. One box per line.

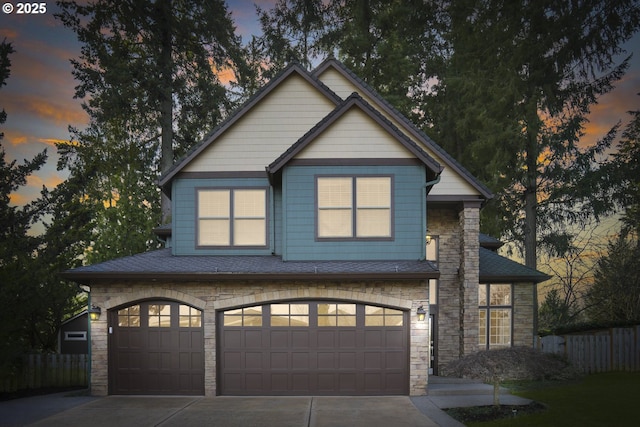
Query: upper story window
xmin=316 ymin=176 xmax=392 ymax=239
xmin=197 ymin=188 xmax=267 ymax=247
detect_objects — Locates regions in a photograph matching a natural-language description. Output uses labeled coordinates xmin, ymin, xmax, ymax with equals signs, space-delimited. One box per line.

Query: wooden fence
xmin=538 ymin=326 xmax=640 ymax=374
xmin=1 ymin=354 xmax=88 ymax=393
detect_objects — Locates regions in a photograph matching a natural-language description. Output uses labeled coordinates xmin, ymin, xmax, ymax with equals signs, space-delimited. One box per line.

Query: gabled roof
xmin=158 ymin=63 xmax=343 ymax=191
xmin=313 ymin=59 xmax=493 ymax=200
xmin=266 ymin=92 xmax=443 ymax=178
xmin=60 ymin=249 xmax=439 ymax=283
xmin=479 ymin=247 xmax=550 ymax=283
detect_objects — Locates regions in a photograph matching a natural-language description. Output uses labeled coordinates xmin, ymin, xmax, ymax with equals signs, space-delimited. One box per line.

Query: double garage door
xmin=219 ymin=301 xmax=409 ymax=395
xmin=110 ymin=300 xmax=408 ymax=396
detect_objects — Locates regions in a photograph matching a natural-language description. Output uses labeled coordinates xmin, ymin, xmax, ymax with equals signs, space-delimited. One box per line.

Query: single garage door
xmin=109 ymin=300 xmax=204 ymax=395
xmin=218 ymin=301 xmax=408 ymax=395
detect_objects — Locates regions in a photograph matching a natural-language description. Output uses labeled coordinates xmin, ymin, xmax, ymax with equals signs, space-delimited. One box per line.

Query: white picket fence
xmin=538 ymin=326 xmax=640 ymax=373
xmin=1 ymin=354 xmax=88 ymax=393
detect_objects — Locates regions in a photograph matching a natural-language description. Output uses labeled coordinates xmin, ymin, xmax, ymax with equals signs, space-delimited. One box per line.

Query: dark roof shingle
xmin=62 ymin=249 xmax=439 ymax=283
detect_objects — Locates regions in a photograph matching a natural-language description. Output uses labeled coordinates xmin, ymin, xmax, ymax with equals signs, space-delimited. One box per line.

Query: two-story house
xmin=62 ymin=59 xmax=549 ymax=397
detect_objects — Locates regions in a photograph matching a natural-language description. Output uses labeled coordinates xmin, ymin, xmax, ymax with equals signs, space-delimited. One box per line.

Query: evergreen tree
xmin=0 ymin=40 xmax=79 ymax=375
xmin=593 ymin=96 xmax=640 ymax=236
xmin=325 ymin=0 xmax=440 ymax=117
xmin=424 ymin=0 xmax=640 ymax=271
xmin=55 ymin=0 xmax=247 ymax=237
xmin=256 ymin=0 xmax=328 ymax=79
xmin=585 ymin=233 xmax=640 ymax=323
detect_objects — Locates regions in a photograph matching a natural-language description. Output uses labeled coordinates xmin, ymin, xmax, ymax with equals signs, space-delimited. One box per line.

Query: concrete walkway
xmin=0 ymin=377 xmax=532 ymax=427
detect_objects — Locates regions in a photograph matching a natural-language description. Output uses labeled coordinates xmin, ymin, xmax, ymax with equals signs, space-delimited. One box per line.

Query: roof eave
xmin=480 ymin=274 xmax=552 ymax=284
xmin=61 ymin=271 xmax=440 ymax=283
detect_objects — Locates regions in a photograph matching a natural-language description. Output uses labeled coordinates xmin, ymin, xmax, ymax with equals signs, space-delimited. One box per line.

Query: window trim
xmin=314 ymin=175 xmax=394 ymax=241
xmin=478 ymin=283 xmax=513 ymax=349
xmin=196 ymin=186 xmax=269 ymax=249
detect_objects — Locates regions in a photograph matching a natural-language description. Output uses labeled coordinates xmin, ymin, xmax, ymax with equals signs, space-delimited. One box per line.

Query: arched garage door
xmin=218 ymin=301 xmax=408 ymax=395
xmin=109 ymin=300 xmax=204 ymax=395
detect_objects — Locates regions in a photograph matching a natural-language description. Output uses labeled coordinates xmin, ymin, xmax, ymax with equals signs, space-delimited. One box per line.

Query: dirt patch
xmin=445 ymin=401 xmax=547 ymax=423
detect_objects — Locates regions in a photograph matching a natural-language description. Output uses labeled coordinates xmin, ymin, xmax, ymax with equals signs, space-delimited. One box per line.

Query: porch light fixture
xmin=89 ymin=305 xmax=102 ymax=321
xmin=416 ymin=305 xmax=426 ymax=322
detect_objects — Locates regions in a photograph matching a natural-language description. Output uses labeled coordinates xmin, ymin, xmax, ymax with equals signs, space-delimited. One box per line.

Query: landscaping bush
xmin=440 ymin=346 xmax=580 ymax=405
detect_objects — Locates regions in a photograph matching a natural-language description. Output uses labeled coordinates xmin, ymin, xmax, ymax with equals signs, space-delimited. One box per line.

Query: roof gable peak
xmin=159 ymin=62 xmax=342 ymax=190
xmin=267 ymin=92 xmax=443 ymax=176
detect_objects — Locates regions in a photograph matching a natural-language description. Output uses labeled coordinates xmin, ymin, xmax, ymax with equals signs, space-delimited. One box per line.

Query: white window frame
xmin=316 ymin=175 xmax=393 ymax=240
xmin=197 ymin=188 xmax=268 ymax=248
xmin=479 ymin=283 xmax=513 ymax=349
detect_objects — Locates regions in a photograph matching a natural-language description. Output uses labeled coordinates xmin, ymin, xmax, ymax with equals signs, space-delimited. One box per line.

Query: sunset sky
xmin=1 ymin=1 xmax=639 ymax=215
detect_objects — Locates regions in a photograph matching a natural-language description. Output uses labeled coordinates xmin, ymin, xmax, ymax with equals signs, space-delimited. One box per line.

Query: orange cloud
xmin=8 ymin=192 xmax=30 ymax=205
xmin=3 ymin=129 xmax=28 ymax=146
xmin=26 ymin=173 xmax=65 ymax=189
xmin=38 ymin=137 xmax=69 ymax=148
xmin=4 ymin=94 xmax=86 ymax=126
xmin=0 ymin=28 xmax=19 ymax=39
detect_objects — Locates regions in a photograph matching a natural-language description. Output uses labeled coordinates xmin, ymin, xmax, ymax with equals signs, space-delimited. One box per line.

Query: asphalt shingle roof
xmin=61 ymin=249 xmax=439 ymax=283
xmin=479 ymin=247 xmax=550 ymax=283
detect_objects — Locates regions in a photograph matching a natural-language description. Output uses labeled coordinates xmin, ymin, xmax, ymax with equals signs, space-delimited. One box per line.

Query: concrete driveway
xmin=9 ymin=395 xmax=447 ymax=427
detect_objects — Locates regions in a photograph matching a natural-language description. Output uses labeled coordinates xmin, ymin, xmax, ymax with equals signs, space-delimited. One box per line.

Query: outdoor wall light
xmin=416 ymin=305 xmax=426 ymax=321
xmin=89 ymin=305 xmax=102 ymax=321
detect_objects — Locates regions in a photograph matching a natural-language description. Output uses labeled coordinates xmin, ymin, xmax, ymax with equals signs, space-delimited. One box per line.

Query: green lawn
xmin=465 ymin=372 xmax=640 ymax=427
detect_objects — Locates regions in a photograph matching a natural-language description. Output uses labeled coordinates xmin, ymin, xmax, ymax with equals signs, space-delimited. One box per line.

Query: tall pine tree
xmin=425 ymin=0 xmax=640 ymax=270
xmin=55 ymin=0 xmax=248 ymax=262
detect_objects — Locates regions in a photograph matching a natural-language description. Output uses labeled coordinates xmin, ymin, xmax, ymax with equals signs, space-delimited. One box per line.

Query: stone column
xmin=459 ymin=201 xmax=480 ymax=356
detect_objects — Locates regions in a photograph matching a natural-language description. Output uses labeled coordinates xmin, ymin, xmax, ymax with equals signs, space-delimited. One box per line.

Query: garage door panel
xmin=385 ymin=329 xmax=405 ymax=347
xmin=318 ymin=352 xmax=335 ymax=369
xmin=292 ymin=373 xmax=310 ymax=391
xmin=338 ymin=330 xmax=356 ymax=347
xmin=364 ymin=373 xmax=382 ymax=390
xmin=339 ymin=373 xmax=356 ymax=391
xmin=364 ymin=330 xmax=383 ymax=346
xmin=270 ymin=352 xmax=288 ymax=369
xmin=364 ymin=352 xmax=381 ymax=369
xmin=386 ymin=351 xmax=404 ymax=368
xmin=270 ymin=330 xmax=289 ymax=347
xmin=317 ymin=330 xmax=336 ymax=347
xmin=219 ymin=301 xmax=408 ymax=396
xmin=243 ymin=329 xmax=262 ymax=346
xmin=110 ymin=301 xmax=204 ymax=395
xmin=338 ymin=352 xmax=356 ymax=369
xmin=318 ymin=373 xmax=335 ymax=391
xmin=245 ymin=351 xmax=263 ymax=369
xmin=224 ymin=351 xmax=242 ymax=368
xmin=291 ymin=330 xmax=309 ymax=347
xmin=224 ymin=330 xmax=242 ymax=347
xmin=271 ymin=373 xmax=288 ymax=391
xmin=292 ymin=352 xmax=309 ymax=369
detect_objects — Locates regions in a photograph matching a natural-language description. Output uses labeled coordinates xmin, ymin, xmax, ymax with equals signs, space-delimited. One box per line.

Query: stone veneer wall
xmin=513 ymin=282 xmax=536 ymax=347
xmin=427 ymin=208 xmax=462 ymax=369
xmin=460 ymin=205 xmax=480 ymax=356
xmin=87 ymin=279 xmax=429 ymax=397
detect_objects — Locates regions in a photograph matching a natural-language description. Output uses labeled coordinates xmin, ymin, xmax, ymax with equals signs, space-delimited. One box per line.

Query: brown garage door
xmin=218 ymin=301 xmax=408 ymax=395
xmin=109 ymin=300 xmax=204 ymax=395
